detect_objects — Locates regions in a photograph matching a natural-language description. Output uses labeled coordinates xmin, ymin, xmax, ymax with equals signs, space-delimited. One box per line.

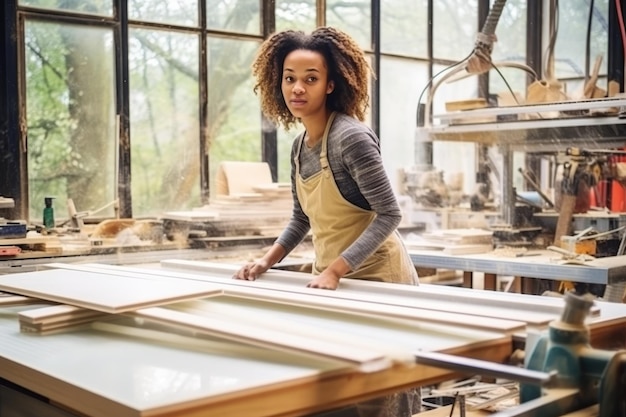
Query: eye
xmin=307 ymin=76 xmax=317 ymax=83
xmin=283 ymin=75 xmax=294 ymax=82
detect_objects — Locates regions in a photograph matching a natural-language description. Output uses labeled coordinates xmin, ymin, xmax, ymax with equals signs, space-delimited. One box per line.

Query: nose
xmin=293 ymin=81 xmax=305 ymax=94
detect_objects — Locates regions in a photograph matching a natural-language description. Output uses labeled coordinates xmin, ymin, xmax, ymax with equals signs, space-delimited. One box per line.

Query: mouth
xmin=290 ymin=99 xmax=307 ymax=107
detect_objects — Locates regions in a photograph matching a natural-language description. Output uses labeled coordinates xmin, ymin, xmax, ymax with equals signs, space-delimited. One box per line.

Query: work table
xmin=409 ymin=249 xmax=626 ymax=292
xmin=1 ymin=260 xmax=626 ymax=416
xmin=0 ymin=268 xmax=511 ymax=417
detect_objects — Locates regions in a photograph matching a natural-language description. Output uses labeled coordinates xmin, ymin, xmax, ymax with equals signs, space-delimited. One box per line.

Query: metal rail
xmin=414 ymin=350 xmax=555 ymax=386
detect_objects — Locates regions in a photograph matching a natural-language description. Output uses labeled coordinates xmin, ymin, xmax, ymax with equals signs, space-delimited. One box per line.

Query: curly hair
xmin=252 ymin=26 xmax=373 ymax=130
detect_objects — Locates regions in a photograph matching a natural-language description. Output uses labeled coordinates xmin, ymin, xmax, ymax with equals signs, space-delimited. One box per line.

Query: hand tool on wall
xmin=553 ymin=148 xmax=603 ymax=246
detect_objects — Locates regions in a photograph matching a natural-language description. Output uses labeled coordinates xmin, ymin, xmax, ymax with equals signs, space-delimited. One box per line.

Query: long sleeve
xmin=277 ymin=114 xmax=401 ymax=270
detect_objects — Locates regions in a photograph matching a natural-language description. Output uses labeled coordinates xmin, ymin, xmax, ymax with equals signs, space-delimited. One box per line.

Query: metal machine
xmin=413 ymin=290 xmax=626 ymax=417
xmin=512 ymin=291 xmax=625 ymax=416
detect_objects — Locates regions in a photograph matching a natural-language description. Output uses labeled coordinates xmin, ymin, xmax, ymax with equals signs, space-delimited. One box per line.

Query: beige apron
xmin=294 ymin=112 xmax=417 ymax=285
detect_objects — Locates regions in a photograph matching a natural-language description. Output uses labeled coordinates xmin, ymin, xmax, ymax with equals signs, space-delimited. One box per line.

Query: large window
xmin=3 ymin=1 xmax=618 ymax=222
xmin=276 ymin=0 xmax=316 ymax=32
xmin=19 ymin=0 xmax=112 ymax=16
xmin=129 ymin=28 xmax=200 ymax=215
xmin=326 ymin=0 xmax=370 ymax=49
xmin=206 ymin=37 xmax=262 ymax=196
xmin=207 ymin=0 xmax=261 ymax=34
xmin=24 ymin=20 xmax=116 ymax=220
xmin=130 ymin=0 xmax=199 ymax=27
xmin=554 ymin=0 xmax=609 ymax=95
xmin=381 ymin=0 xmax=428 ymax=57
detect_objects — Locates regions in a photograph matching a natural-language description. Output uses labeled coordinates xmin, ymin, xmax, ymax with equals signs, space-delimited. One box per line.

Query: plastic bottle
xmin=43 ymin=197 xmax=55 ymax=229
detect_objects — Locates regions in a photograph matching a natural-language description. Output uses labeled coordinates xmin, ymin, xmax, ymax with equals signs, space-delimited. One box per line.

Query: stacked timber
xmin=0 ymin=235 xmax=62 ymax=257
xmin=161 ymin=184 xmax=293 ymax=242
xmin=404 ymin=228 xmax=494 ymax=255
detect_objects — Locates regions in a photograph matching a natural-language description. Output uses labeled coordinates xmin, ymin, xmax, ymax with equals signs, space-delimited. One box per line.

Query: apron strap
xmin=320 ymin=112 xmax=337 ymax=174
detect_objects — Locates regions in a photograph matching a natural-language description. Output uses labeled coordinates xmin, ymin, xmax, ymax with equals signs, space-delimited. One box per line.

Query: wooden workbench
xmin=2 ymin=261 xmax=626 ymax=417
xmin=0 ymin=266 xmax=514 ymax=417
xmin=408 ymin=249 xmax=626 ymax=294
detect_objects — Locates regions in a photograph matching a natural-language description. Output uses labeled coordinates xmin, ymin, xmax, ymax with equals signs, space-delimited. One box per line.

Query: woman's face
xmin=281 ymin=49 xmax=334 ymax=120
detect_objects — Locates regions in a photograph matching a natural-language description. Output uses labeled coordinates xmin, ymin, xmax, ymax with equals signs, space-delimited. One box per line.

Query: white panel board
xmin=0 ymin=269 xmax=221 ymax=313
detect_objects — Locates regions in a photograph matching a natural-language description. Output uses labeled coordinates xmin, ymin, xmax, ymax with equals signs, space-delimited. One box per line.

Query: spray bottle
xmin=43 ymin=197 xmax=55 ymax=229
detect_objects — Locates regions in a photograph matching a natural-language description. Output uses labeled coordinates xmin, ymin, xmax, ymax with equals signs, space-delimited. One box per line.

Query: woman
xmin=234 ymin=26 xmax=418 ymax=291
xmin=235 ymin=27 xmax=422 ymax=417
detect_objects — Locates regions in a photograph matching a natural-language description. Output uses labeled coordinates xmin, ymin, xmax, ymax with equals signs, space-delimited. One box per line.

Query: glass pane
xmin=433 ymin=0 xmax=478 ymax=61
xmin=490 ymin=0 xmax=527 ymax=103
xmin=129 ymin=29 xmax=200 ymax=216
xmin=207 ymin=0 xmax=261 ymax=35
xmin=554 ymin=0 xmax=609 ymax=82
xmin=25 ymin=21 xmax=116 ymax=222
xmin=277 ymin=123 xmax=301 ymax=183
xmin=381 ymin=0 xmax=428 ymax=57
xmin=18 ymin=0 xmax=112 ymax=16
xmin=380 ymin=57 xmax=430 ymax=192
xmin=326 ymin=0 xmax=370 ymax=50
xmin=207 ymin=37 xmax=262 ymax=196
xmin=275 ymin=0 xmax=316 ymax=32
xmin=129 ymin=0 xmax=199 ymax=27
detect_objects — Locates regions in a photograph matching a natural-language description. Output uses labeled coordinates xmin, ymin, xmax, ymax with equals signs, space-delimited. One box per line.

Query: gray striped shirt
xmin=276 ymin=113 xmax=402 ymax=270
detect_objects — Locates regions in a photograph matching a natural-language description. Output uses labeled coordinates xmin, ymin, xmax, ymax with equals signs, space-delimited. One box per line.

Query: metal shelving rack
xmin=420 ymin=97 xmax=626 ymax=226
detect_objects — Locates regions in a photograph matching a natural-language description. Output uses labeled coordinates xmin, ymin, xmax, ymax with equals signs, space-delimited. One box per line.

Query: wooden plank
xmin=220 ymin=286 xmax=524 ymax=335
xmin=169 ymin=297 xmax=496 ymax=366
xmin=18 ymin=304 xmax=98 ymax=325
xmin=0 ymin=269 xmax=222 ymax=314
xmin=43 ymin=261 xmax=563 ymax=325
xmin=20 ymin=317 xmax=102 ymax=334
xmin=15 ymin=292 xmax=426 ymax=369
xmin=18 ymin=304 xmax=109 ymax=334
xmin=44 ymin=262 xmax=624 ymax=350
xmin=0 ymin=236 xmax=59 ymax=246
xmin=0 ymin=293 xmax=48 ymax=306
xmin=151 ymin=260 xmax=576 ymax=325
xmin=42 ymin=262 xmax=527 ymax=334
xmin=13 ymin=287 xmax=526 ymax=335
xmin=442 ymin=244 xmax=493 ymax=255
xmin=130 ymin=306 xmax=391 ymax=373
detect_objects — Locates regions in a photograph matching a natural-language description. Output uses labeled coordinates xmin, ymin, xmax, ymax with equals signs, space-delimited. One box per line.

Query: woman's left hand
xmin=306 ymin=271 xmax=340 ymax=290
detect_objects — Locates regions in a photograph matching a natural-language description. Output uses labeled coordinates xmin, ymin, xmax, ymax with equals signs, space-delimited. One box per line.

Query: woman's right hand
xmin=233 ymin=259 xmax=271 ymax=281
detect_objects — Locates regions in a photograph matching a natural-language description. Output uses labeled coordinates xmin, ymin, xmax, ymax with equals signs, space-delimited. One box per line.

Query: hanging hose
xmin=467 ymin=0 xmax=507 ymax=74
xmin=481 ymin=0 xmax=507 ymax=36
